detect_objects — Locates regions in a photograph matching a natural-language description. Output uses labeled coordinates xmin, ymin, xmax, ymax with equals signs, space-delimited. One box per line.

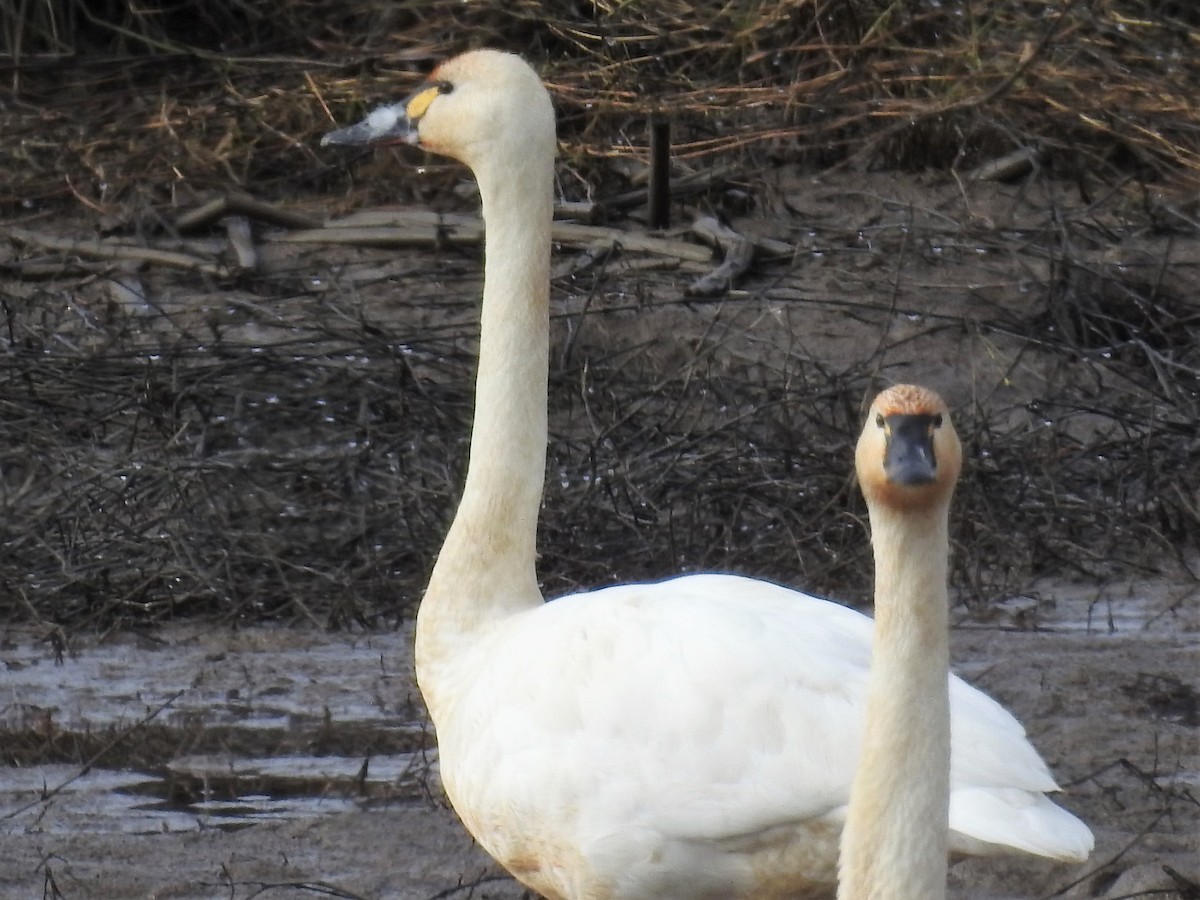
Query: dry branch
xmin=6 ymin=227 xmax=226 ymax=277
xmin=272 ymin=211 xmax=717 ymax=263
xmin=223 ymin=215 xmax=258 ymax=271
xmin=4 ymin=0 xmax=1198 ymax=216
xmin=685 ymin=216 xmax=755 ymax=296
xmin=174 ymin=194 xmax=323 ymax=232
xmin=970 ymin=147 xmax=1042 ymax=183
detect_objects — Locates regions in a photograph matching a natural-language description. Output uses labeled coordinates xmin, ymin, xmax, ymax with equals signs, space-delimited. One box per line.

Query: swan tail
xmin=949 ymin=787 xmax=1095 ymax=862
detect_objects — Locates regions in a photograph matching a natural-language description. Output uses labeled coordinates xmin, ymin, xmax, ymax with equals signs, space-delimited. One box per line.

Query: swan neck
xmin=868 ymin=504 xmax=950 ymax=652
xmin=420 ymin=146 xmax=554 ymax=651
xmin=838 ymin=501 xmax=952 ymax=900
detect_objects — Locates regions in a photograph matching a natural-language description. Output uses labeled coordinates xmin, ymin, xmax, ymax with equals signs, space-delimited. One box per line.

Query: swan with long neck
xmin=837 ymin=385 xmax=961 ymax=900
xmin=323 ymin=49 xmax=1092 ymax=900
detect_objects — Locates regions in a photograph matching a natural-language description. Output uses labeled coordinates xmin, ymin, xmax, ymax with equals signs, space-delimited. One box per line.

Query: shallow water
xmin=1 ymin=625 xmax=430 ymax=835
xmin=0 ymin=582 xmax=1196 ymax=898
xmin=4 ymin=578 xmax=1192 ymax=839
xmin=1 ymin=626 xmax=417 ymax=730
xmin=958 ymin=576 xmax=1197 ymax=635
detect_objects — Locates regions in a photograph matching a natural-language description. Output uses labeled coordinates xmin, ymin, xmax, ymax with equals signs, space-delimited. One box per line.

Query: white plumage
xmin=437 ymin=574 xmax=1089 ymax=887
xmin=323 ymin=48 xmax=1093 ymax=899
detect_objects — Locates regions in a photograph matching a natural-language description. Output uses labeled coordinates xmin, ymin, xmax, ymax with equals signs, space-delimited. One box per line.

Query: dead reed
xmin=0 ymin=0 xmax=1196 ymax=628
xmin=2 ymin=173 xmax=1196 ymax=629
xmin=2 ymin=0 xmax=1198 ymax=213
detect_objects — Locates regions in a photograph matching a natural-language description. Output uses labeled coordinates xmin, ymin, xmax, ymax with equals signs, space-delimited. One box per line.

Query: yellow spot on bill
xmin=407 ymin=86 xmax=441 ymax=121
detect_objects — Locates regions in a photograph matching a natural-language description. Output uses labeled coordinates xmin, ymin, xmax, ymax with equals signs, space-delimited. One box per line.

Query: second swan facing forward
xmin=323 ymin=49 xmax=1093 ymax=900
xmin=839 ymin=383 xmax=959 ymax=900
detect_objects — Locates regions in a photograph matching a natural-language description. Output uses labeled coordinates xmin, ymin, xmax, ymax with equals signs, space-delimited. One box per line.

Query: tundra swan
xmin=322 ymin=49 xmax=1093 ymax=900
xmin=837 ymin=384 xmax=960 ymax=900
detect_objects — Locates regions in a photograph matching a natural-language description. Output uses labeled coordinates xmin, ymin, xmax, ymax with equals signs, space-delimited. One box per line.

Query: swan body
xmin=323 ymin=49 xmax=1094 ymax=899
xmin=839 ymin=384 xmax=960 ymax=900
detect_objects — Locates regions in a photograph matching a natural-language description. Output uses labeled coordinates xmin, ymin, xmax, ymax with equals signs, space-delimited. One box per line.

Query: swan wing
xmin=949 ymin=788 xmax=1096 ymax=861
xmin=444 ymin=574 xmax=866 ymax=835
xmin=436 ymin=572 xmax=1089 ymax=863
xmin=948 ymin=669 xmax=1061 ymax=793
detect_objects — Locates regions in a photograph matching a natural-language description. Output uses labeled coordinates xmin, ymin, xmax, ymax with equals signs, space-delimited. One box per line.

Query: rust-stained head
xmin=856 ymin=384 xmax=961 ymax=512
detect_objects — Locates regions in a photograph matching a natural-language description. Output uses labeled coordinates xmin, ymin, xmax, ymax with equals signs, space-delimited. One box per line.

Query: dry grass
xmin=0 ymin=0 xmax=1197 ymax=628
xmin=2 ymin=182 xmax=1197 ymax=628
xmin=2 ymin=0 xmax=1198 ymax=212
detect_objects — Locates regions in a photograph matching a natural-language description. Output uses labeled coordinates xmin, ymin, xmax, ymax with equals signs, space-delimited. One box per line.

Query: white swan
xmin=837 ymin=384 xmax=961 ymax=900
xmin=323 ymin=49 xmax=1093 ymax=900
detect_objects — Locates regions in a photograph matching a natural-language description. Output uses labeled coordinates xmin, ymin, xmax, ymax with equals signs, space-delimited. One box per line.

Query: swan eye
xmin=932 ymin=414 xmax=943 ymax=428
xmin=436 ymin=80 xmax=455 ymax=95
xmin=875 ymin=413 xmax=885 ymax=429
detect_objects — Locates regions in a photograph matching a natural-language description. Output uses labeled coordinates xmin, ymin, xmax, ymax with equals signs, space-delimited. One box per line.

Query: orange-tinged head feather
xmin=872 ymin=383 xmax=947 ymax=418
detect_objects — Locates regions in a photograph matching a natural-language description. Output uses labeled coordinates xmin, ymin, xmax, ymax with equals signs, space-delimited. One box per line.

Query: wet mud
xmin=2 ymin=580 xmax=1196 ymax=899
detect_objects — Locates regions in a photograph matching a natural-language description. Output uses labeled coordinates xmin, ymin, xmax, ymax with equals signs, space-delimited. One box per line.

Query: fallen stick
xmin=6 ymin=227 xmax=226 ymax=277
xmin=600 ymin=163 xmax=737 ymax=211
xmin=223 ymin=215 xmax=258 ymax=272
xmin=970 ymin=146 xmax=1041 ymax=182
xmin=174 ymin=193 xmax=323 ymax=232
xmin=685 ymin=216 xmax=755 ymax=296
xmin=275 ymin=213 xmax=716 ymax=263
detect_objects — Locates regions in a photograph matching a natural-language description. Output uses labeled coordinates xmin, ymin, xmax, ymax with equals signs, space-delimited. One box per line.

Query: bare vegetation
xmin=0 ymin=9 xmax=1197 ymax=898
xmin=2 ymin=0 xmax=1198 ymax=208
xmin=1 ymin=0 xmax=1197 ymax=631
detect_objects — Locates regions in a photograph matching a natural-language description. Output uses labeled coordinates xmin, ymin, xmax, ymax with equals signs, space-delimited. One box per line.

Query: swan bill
xmin=882 ymin=414 xmax=940 ymax=486
xmin=321 ymin=101 xmax=420 ymax=147
xmin=322 ymin=77 xmax=458 ymax=148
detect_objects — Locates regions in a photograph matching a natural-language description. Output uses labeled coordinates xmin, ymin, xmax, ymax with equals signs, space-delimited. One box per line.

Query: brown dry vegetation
xmin=2 ymin=0 xmax=1198 ymax=629
xmin=3 ymin=0 xmax=1199 ymax=209
xmin=0 ymin=3 xmax=1198 ymax=899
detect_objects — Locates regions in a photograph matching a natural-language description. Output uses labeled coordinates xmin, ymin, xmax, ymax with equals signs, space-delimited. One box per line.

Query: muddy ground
xmin=1 ymin=581 xmax=1197 ymax=900
xmin=2 ymin=167 xmax=1198 ymax=898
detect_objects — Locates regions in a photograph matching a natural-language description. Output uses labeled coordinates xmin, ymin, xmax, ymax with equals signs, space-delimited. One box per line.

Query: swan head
xmin=856 ymin=384 xmax=962 ymax=513
xmin=321 ymin=49 xmax=555 ymax=176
